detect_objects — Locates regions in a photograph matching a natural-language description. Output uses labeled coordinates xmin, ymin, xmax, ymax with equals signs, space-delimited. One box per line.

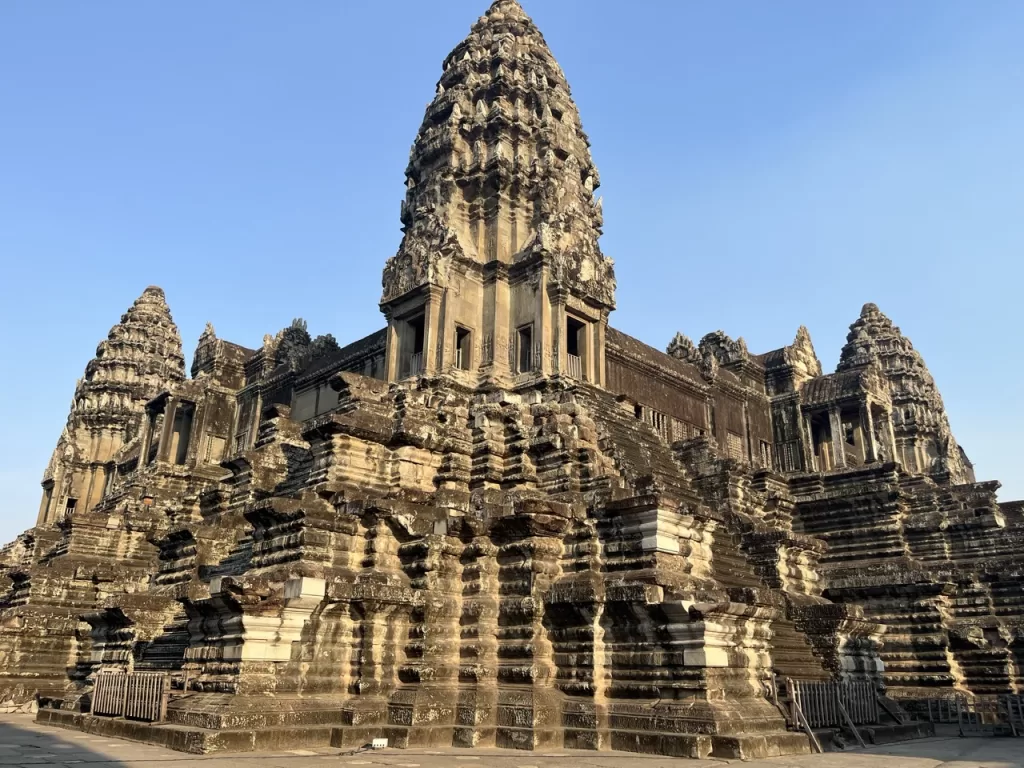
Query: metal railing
xmin=91 ymin=671 xmax=168 ymax=722
xmin=1005 ymin=695 xmax=1024 ymax=736
xmin=906 ymin=694 xmax=1024 ymax=737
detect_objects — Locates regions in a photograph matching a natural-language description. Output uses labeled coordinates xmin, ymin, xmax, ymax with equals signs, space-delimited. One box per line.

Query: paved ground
xmin=0 ymin=715 xmax=1019 ymax=768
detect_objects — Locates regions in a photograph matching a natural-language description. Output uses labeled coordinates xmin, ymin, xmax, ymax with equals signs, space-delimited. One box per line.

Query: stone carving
xmin=381 ymin=212 xmax=462 ymax=303
xmin=700 ymin=330 xmax=750 ymax=366
xmin=274 ymin=318 xmax=312 ymax=369
xmin=786 ymin=325 xmax=822 ymax=378
xmin=666 ymin=331 xmax=700 ymax=365
xmin=309 ymin=333 xmax=341 ymax=361
xmin=699 ymin=343 xmax=719 ymax=381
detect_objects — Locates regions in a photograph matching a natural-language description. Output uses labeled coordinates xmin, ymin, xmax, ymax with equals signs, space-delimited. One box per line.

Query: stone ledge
xmin=35 ymin=709 xmax=336 ymax=754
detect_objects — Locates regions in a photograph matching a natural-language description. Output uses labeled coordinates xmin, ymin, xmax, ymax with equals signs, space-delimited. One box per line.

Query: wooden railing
xmin=91 ymin=671 xmax=168 ymax=722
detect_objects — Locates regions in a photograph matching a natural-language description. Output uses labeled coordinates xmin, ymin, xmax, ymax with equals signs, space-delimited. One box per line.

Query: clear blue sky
xmin=1 ymin=1 xmax=1022 ymax=543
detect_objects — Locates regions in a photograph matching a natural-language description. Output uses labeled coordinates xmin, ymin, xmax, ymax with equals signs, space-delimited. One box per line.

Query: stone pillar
xmin=37 ymin=481 xmax=54 ymax=526
xmin=829 ymin=407 xmax=846 ymax=469
xmin=549 ymin=286 xmax=567 ymax=376
xmin=862 ymin=401 xmax=878 ymax=463
xmin=742 ymin=401 xmax=753 ymax=465
xmin=158 ymin=398 xmax=177 ymax=463
xmin=800 ymin=411 xmax=817 ymax=472
xmin=422 ymin=286 xmax=443 ymax=376
xmin=480 ymin=263 xmax=512 ymax=382
xmin=136 ymin=410 xmax=154 ymax=467
xmin=384 ymin=313 xmax=401 ymax=382
xmin=84 ymin=463 xmax=107 ymax=511
xmin=594 ymin=313 xmax=608 ymax=388
xmin=536 ymin=266 xmax=552 ymax=377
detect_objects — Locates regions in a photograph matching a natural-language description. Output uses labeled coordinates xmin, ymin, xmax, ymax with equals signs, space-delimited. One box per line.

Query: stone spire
xmin=837 ymin=303 xmax=973 ymax=484
xmin=381 ymin=0 xmax=615 ymax=308
xmin=37 ymin=286 xmax=186 ymax=525
xmin=788 ymin=325 xmax=822 ymax=379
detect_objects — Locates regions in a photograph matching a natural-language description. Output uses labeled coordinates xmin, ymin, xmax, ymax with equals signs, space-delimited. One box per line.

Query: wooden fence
xmin=90 ymin=671 xmax=168 ymax=722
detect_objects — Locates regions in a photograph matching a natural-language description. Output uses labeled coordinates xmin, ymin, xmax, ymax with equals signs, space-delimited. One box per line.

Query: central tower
xmin=381 ymin=0 xmax=615 ymax=387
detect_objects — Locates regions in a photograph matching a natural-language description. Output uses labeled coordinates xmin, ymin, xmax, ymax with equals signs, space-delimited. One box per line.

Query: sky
xmin=1 ymin=1 xmax=1022 ymax=543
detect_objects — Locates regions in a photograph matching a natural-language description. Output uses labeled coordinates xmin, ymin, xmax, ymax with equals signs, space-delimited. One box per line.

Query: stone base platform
xmin=37 ymin=708 xmax=818 ymax=758
xmin=37 ymin=709 xmax=336 ymax=753
xmin=815 ymin=721 xmax=936 ymax=751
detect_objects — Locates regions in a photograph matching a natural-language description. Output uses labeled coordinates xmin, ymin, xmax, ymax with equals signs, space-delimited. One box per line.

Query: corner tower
xmin=37 ymin=286 xmax=186 ymax=525
xmin=837 ymin=303 xmax=974 ymax=484
xmin=381 ymin=0 xmax=615 ymax=387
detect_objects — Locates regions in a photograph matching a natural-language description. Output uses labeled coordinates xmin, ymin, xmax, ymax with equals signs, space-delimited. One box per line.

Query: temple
xmin=2 ymin=0 xmax=1021 ymax=759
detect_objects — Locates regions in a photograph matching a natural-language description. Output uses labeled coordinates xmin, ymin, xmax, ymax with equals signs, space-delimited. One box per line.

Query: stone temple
xmin=3 ymin=0 xmax=1022 ymax=759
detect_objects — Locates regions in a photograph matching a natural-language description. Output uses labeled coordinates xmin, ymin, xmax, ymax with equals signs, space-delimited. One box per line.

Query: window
xmin=41 ymin=485 xmax=53 ymax=518
xmin=726 ymin=431 xmax=744 ymax=462
xmin=205 ymin=436 xmax=226 ymax=464
xmin=516 ymin=325 xmax=533 ymax=373
xmin=759 ymin=440 xmax=772 ymax=468
xmin=811 ymin=412 xmax=833 ymax=470
xmin=402 ymin=315 xmax=425 ymax=377
xmin=233 ymin=396 xmax=258 ymax=454
xmin=455 ymin=326 xmax=472 ymax=370
xmin=843 ymin=421 xmax=856 ymax=447
xmin=170 ymin=403 xmax=195 ymax=465
xmin=145 ymin=412 xmax=160 ymax=465
xmin=566 ymin=315 xmax=586 ymax=380
xmin=64 ymin=498 xmax=77 ymax=516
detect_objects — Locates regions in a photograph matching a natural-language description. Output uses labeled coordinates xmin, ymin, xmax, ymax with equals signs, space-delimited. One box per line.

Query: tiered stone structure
xmin=36 ymin=286 xmax=186 ymax=526
xmin=0 ymin=286 xmax=185 ymax=703
xmin=1 ymin=0 xmax=1019 ymax=758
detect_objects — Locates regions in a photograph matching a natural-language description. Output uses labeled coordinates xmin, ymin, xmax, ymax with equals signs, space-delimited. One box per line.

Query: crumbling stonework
xmin=2 ymin=0 xmax=1020 ymax=758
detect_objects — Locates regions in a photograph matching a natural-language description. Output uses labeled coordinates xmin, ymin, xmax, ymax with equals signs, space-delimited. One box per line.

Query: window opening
xmin=403 ymin=315 xmax=426 ymax=377
xmin=456 ymin=327 xmax=472 ymax=371
xmin=566 ymin=316 xmax=585 ymax=380
xmin=516 ymin=325 xmax=533 ymax=373
xmin=171 ymin=403 xmax=195 ymax=465
xmin=843 ymin=420 xmax=856 ymax=447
